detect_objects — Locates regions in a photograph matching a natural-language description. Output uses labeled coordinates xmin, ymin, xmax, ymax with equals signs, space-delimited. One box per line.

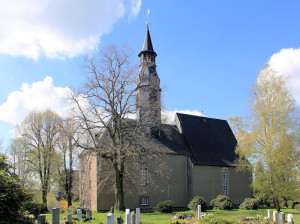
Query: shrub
xmin=60 ymin=198 xmax=68 ymax=213
xmin=155 ymin=200 xmax=174 ymax=213
xmin=287 ymin=200 xmax=293 ymax=208
xmin=239 ymin=198 xmax=258 ymax=210
xmin=188 ymin=196 xmax=207 ymax=211
xmin=210 ymin=195 xmax=233 ymax=210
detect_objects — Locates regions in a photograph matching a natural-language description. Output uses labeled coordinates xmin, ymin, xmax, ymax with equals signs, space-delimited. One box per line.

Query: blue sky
xmin=1 ymin=0 xmax=300 ymax=151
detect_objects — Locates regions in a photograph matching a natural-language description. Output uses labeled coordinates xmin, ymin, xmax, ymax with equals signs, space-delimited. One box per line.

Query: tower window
xmin=141 ymin=165 xmax=148 ymax=186
xmin=222 ymin=168 xmax=228 ymax=196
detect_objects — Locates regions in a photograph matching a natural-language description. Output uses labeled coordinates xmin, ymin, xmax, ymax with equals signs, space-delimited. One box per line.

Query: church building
xmin=79 ymin=24 xmax=252 ymax=211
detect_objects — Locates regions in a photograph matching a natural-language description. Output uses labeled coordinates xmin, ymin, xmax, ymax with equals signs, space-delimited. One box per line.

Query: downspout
xmin=186 ymin=154 xmax=188 ymax=207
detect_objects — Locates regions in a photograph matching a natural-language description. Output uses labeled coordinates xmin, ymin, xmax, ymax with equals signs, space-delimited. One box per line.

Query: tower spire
xmin=138 ymin=11 xmax=157 ymax=57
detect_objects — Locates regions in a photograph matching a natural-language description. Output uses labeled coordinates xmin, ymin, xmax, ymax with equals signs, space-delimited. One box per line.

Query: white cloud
xmin=268 ymin=48 xmax=300 ymax=105
xmin=162 ymin=109 xmax=203 ymax=125
xmin=0 ymin=76 xmax=72 ymax=125
xmin=0 ymin=0 xmax=141 ymax=60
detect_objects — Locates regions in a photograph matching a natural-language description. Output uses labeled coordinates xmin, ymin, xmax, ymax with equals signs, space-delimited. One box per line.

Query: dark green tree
xmin=0 ymin=153 xmax=33 ymax=224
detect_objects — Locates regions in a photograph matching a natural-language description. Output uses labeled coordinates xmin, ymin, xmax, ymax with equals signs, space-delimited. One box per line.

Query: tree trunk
xmin=42 ymin=188 xmax=48 ymax=212
xmin=113 ymin=161 xmax=125 ymax=211
xmin=275 ymin=197 xmax=280 ymax=212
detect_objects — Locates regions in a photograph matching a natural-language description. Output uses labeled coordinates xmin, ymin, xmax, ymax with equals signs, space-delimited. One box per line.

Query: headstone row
xmin=267 ymin=210 xmax=294 ymax=224
xmin=107 ymin=208 xmax=141 ymax=224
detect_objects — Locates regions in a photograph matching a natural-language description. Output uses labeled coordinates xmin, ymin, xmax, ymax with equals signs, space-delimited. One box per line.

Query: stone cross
xmin=125 ymin=209 xmax=130 ymax=224
xmin=52 ymin=208 xmax=60 ymax=224
xmin=287 ymin=214 xmax=294 ymax=223
xmin=77 ymin=209 xmax=82 ymax=222
xmin=197 ymin=205 xmax=202 ymax=219
xmin=107 ymin=213 xmax=115 ymax=224
xmin=117 ymin=216 xmax=123 ymax=224
xmin=136 ymin=208 xmax=141 ymax=224
xmin=37 ymin=214 xmax=46 ymax=224
xmin=273 ymin=211 xmax=278 ymax=223
xmin=130 ymin=211 xmax=135 ymax=224
xmin=267 ymin=210 xmax=272 ymax=221
xmin=67 ymin=213 xmax=72 ymax=222
xmin=279 ymin=212 xmax=285 ymax=223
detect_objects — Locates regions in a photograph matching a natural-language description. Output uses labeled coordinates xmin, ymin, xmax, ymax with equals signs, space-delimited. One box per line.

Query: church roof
xmin=174 ymin=113 xmax=238 ymax=166
xmin=138 ymin=24 xmax=157 ymax=57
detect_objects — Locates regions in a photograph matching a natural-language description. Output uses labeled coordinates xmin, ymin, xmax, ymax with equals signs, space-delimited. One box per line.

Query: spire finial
xmin=146 ymin=9 xmax=150 ymax=26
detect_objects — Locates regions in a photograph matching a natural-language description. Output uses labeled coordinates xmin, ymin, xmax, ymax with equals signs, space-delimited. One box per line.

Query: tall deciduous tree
xmin=57 ymin=118 xmax=79 ymax=207
xmin=17 ymin=109 xmax=62 ymax=211
xmin=69 ymin=45 xmax=166 ymax=211
xmin=229 ymin=65 xmax=300 ymax=211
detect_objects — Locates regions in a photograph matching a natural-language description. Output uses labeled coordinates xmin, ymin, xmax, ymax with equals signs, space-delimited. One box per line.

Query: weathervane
xmin=146 ymin=9 xmax=150 ymax=26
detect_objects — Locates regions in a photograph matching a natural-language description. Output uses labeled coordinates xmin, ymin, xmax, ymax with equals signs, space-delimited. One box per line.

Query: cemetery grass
xmin=37 ymin=208 xmax=300 ymax=223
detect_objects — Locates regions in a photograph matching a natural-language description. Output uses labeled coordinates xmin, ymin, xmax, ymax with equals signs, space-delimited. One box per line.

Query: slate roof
xmin=138 ymin=24 xmax=157 ymax=57
xmin=174 ymin=113 xmax=238 ymax=166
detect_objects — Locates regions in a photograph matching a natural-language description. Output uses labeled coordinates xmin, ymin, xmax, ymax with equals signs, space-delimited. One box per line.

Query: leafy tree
xmin=0 ymin=153 xmax=33 ymax=224
xmin=229 ymin=65 xmax=300 ymax=211
xmin=17 ymin=109 xmax=63 ymax=211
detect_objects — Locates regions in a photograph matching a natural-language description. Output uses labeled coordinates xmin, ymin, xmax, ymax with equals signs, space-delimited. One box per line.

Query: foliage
xmin=60 ymin=198 xmax=68 ymax=213
xmin=155 ymin=200 xmax=174 ymax=213
xmin=17 ymin=109 xmax=63 ymax=211
xmin=188 ymin=196 xmax=207 ymax=211
xmin=198 ymin=215 xmax=241 ymax=224
xmin=229 ymin=65 xmax=300 ymax=211
xmin=0 ymin=153 xmax=33 ymax=224
xmin=210 ymin=195 xmax=233 ymax=210
xmin=239 ymin=198 xmax=258 ymax=210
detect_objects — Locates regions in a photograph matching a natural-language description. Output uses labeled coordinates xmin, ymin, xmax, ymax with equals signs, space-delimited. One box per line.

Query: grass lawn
xmin=40 ymin=208 xmax=300 ymax=223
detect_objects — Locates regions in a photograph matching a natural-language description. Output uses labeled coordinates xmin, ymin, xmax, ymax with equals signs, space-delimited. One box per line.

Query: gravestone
xmin=86 ymin=209 xmax=91 ymax=219
xmin=136 ymin=208 xmax=141 ymax=224
xmin=117 ymin=216 xmax=123 ymax=224
xmin=67 ymin=213 xmax=72 ymax=223
xmin=279 ymin=212 xmax=285 ymax=223
xmin=77 ymin=209 xmax=82 ymax=222
xmin=107 ymin=213 xmax=114 ymax=224
xmin=267 ymin=210 xmax=272 ymax=221
xmin=52 ymin=208 xmax=60 ymax=224
xmin=125 ymin=209 xmax=130 ymax=224
xmin=273 ymin=211 xmax=278 ymax=223
xmin=130 ymin=211 xmax=135 ymax=224
xmin=197 ymin=205 xmax=202 ymax=219
xmin=33 ymin=208 xmax=39 ymax=220
xmin=287 ymin=214 xmax=294 ymax=223
xmin=37 ymin=214 xmax=46 ymax=224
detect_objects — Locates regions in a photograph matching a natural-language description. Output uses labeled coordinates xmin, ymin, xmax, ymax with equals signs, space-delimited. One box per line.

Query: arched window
xmin=141 ymin=165 xmax=148 ymax=186
xmin=222 ymin=168 xmax=228 ymax=196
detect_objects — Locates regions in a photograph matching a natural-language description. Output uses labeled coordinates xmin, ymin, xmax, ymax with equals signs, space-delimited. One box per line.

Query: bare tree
xmin=17 ymin=109 xmax=62 ymax=211
xmin=68 ymin=45 xmax=168 ymax=211
xmin=57 ymin=118 xmax=80 ymax=207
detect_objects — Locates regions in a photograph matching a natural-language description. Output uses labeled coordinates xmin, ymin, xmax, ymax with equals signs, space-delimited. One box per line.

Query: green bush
xmin=210 ymin=195 xmax=233 ymax=210
xmin=198 ymin=215 xmax=240 ymax=224
xmin=188 ymin=196 xmax=207 ymax=211
xmin=287 ymin=200 xmax=293 ymax=208
xmin=155 ymin=200 xmax=174 ymax=213
xmin=239 ymin=198 xmax=258 ymax=210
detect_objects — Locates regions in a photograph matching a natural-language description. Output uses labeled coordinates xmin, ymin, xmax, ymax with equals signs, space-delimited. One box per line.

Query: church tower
xmin=136 ymin=24 xmax=161 ymax=134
